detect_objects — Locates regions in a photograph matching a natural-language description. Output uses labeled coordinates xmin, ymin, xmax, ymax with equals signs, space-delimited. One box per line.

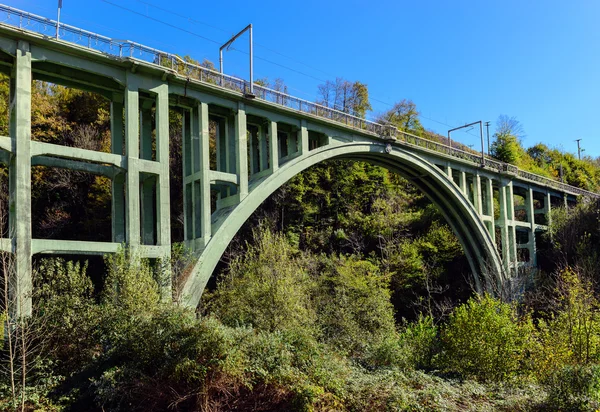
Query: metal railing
xmin=0 ymin=4 xmax=597 ymax=198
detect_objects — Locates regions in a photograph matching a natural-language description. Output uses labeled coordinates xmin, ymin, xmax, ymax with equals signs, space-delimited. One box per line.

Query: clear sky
xmin=6 ymin=0 xmax=600 ymax=157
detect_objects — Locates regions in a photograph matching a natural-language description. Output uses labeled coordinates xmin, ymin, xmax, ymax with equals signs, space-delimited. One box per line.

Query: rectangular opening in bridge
xmin=533 ymin=192 xmax=548 ymax=226
xmin=451 ymin=169 xmax=461 ymax=187
xmin=28 ymin=79 xmax=112 ymax=153
xmin=513 ymin=190 xmax=527 ymax=222
xmin=492 ymin=186 xmax=501 ymax=220
xmin=209 ymin=105 xmax=233 ymax=175
xmin=31 ymin=165 xmax=112 ymax=241
xmin=139 ymin=91 xmax=157 ymax=162
xmin=247 ymin=123 xmax=261 ymax=176
xmin=140 ymin=172 xmax=158 ymax=246
xmin=517 ymin=247 xmax=530 ymax=263
xmin=0 ymin=73 xmax=8 ymax=138
xmin=550 ymin=194 xmax=564 ymax=210
xmin=481 ymin=181 xmax=490 ymax=216
xmin=278 ymin=130 xmax=289 ymax=160
xmin=516 ymin=228 xmax=529 ymax=246
xmin=309 ymin=131 xmax=327 ymax=151
xmin=209 ymin=117 xmax=218 ymax=171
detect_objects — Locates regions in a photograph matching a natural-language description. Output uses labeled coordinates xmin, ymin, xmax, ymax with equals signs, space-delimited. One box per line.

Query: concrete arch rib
xmin=181 ymin=142 xmax=504 ymax=309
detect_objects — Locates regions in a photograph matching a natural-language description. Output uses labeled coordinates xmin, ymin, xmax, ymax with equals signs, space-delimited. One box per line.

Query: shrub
xmin=314 ymin=256 xmax=397 ymax=358
xmin=440 ymin=294 xmax=535 ymax=382
xmin=546 ymin=364 xmax=600 ymax=411
xmin=204 ymin=228 xmax=317 ymax=335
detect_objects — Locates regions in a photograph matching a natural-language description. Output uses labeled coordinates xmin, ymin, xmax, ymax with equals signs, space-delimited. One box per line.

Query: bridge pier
xmin=8 ymin=40 xmax=32 ymax=317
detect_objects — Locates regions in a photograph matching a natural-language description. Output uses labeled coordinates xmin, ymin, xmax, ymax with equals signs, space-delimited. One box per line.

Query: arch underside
xmin=181 ymin=142 xmax=504 ymax=308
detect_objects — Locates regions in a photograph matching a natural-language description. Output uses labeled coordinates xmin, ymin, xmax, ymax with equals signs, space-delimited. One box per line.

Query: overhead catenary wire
xmin=101 ymin=0 xmax=487 ymax=140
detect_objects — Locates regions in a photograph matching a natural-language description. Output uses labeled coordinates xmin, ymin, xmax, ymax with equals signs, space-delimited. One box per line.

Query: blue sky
xmin=7 ymin=0 xmax=600 ymax=157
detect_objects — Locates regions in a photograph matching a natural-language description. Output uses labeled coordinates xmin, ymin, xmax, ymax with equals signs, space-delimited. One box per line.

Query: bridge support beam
xmin=111 ymin=97 xmax=126 ymax=243
xmin=8 ymin=40 xmax=32 ymax=317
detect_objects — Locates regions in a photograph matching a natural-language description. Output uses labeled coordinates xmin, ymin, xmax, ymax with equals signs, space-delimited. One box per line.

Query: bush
xmin=440 ymin=294 xmax=535 ymax=382
xmin=546 ymin=364 xmax=600 ymax=411
xmin=204 ymin=228 xmax=317 ymax=335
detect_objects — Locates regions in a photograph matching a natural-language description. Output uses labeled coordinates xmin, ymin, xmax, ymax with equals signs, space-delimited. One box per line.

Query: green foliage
xmin=377 ymin=99 xmax=424 ymax=135
xmin=440 ymin=294 xmax=535 ymax=382
xmin=314 ymin=256 xmax=396 ymax=358
xmin=205 ymin=228 xmax=317 ymax=334
xmin=545 ymin=365 xmax=600 ymax=411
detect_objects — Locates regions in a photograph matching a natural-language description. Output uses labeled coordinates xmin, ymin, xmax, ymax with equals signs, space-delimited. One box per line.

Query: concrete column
xmin=235 ymin=102 xmax=248 ymax=199
xmin=486 ymin=177 xmax=495 ymax=242
xmin=154 ymin=83 xmax=170 ymax=248
xmin=182 ymin=110 xmax=192 ymax=241
xmin=459 ymin=171 xmax=467 ymax=195
xmin=268 ymin=120 xmax=278 ymax=172
xmin=498 ymin=184 xmax=510 ymax=271
xmin=526 ymin=187 xmax=537 ymax=266
xmin=507 ymin=181 xmax=517 ymax=270
xmin=248 ymin=126 xmax=255 ymax=176
xmin=8 ymin=41 xmax=32 ymax=317
xmin=473 ymin=173 xmax=483 ymax=215
xmin=546 ymin=192 xmax=552 ymax=227
xmin=110 ymin=98 xmax=125 ymax=243
xmin=124 ymin=76 xmax=140 ymax=248
xmin=299 ymin=119 xmax=309 ymax=156
xmin=154 ymin=83 xmax=171 ymax=298
xmin=259 ymin=125 xmax=268 ymax=171
xmin=198 ymin=102 xmax=211 ymax=241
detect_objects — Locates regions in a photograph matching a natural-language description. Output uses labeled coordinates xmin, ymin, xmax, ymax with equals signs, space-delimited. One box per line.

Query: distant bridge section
xmin=0 ymin=5 xmax=596 ymax=315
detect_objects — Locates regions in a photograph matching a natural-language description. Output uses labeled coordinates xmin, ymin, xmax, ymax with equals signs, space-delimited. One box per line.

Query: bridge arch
xmin=181 ymin=141 xmax=504 ymax=308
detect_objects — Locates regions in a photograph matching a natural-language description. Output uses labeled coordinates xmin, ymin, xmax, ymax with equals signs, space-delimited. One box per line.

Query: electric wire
xmin=101 ymin=0 xmax=486 ymax=140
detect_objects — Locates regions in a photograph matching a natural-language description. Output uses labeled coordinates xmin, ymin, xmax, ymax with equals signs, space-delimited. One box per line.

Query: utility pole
xmin=219 ymin=24 xmax=254 ymax=96
xmin=56 ymin=0 xmax=62 ymax=39
xmin=448 ymin=121 xmax=485 ymax=166
xmin=484 ymin=121 xmax=491 ymax=155
xmin=575 ymin=138 xmax=583 ymax=160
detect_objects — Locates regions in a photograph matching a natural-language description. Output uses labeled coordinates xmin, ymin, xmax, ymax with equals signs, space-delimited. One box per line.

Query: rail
xmin=0 ymin=4 xmax=597 ymax=199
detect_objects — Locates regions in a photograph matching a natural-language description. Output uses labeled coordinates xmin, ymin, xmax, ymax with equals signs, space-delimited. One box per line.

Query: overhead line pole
xmin=219 ymin=23 xmax=254 ymax=95
xmin=448 ymin=121 xmax=485 ymax=166
xmin=575 ymin=138 xmax=582 ymax=160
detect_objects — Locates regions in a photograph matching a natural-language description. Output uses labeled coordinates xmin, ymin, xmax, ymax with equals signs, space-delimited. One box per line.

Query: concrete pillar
xmin=198 ymin=102 xmax=211 ymax=241
xmin=546 ymin=192 xmax=552 ymax=227
xmin=124 ymin=76 xmax=140 ymax=248
xmin=269 ymin=120 xmax=278 ymax=172
xmin=182 ymin=110 xmax=192 ymax=241
xmin=473 ymin=173 xmax=483 ymax=215
xmin=299 ymin=119 xmax=309 ymax=156
xmin=486 ymin=178 xmax=495 ymax=242
xmin=259 ymin=125 xmax=268 ymax=171
xmin=110 ymin=98 xmax=125 ymax=243
xmin=459 ymin=171 xmax=467 ymax=195
xmin=235 ymin=102 xmax=248 ymax=199
xmin=526 ymin=187 xmax=537 ymax=266
xmin=154 ymin=83 xmax=171 ymax=298
xmin=498 ymin=184 xmax=510 ymax=271
xmin=8 ymin=41 xmax=32 ymax=317
xmin=154 ymin=84 xmax=170 ymax=248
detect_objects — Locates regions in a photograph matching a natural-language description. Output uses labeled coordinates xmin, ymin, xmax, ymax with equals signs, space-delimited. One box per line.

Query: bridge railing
xmin=0 ymin=4 xmax=598 ymax=199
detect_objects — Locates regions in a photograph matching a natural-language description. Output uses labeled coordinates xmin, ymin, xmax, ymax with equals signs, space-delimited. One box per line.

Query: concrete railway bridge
xmin=0 ymin=5 xmax=597 ymax=315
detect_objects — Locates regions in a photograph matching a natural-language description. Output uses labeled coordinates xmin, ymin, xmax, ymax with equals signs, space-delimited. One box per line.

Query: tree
xmin=376 ymin=99 xmax=424 ymax=135
xmin=317 ymin=78 xmax=372 ymax=118
xmin=490 ymin=115 xmax=525 ymax=164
